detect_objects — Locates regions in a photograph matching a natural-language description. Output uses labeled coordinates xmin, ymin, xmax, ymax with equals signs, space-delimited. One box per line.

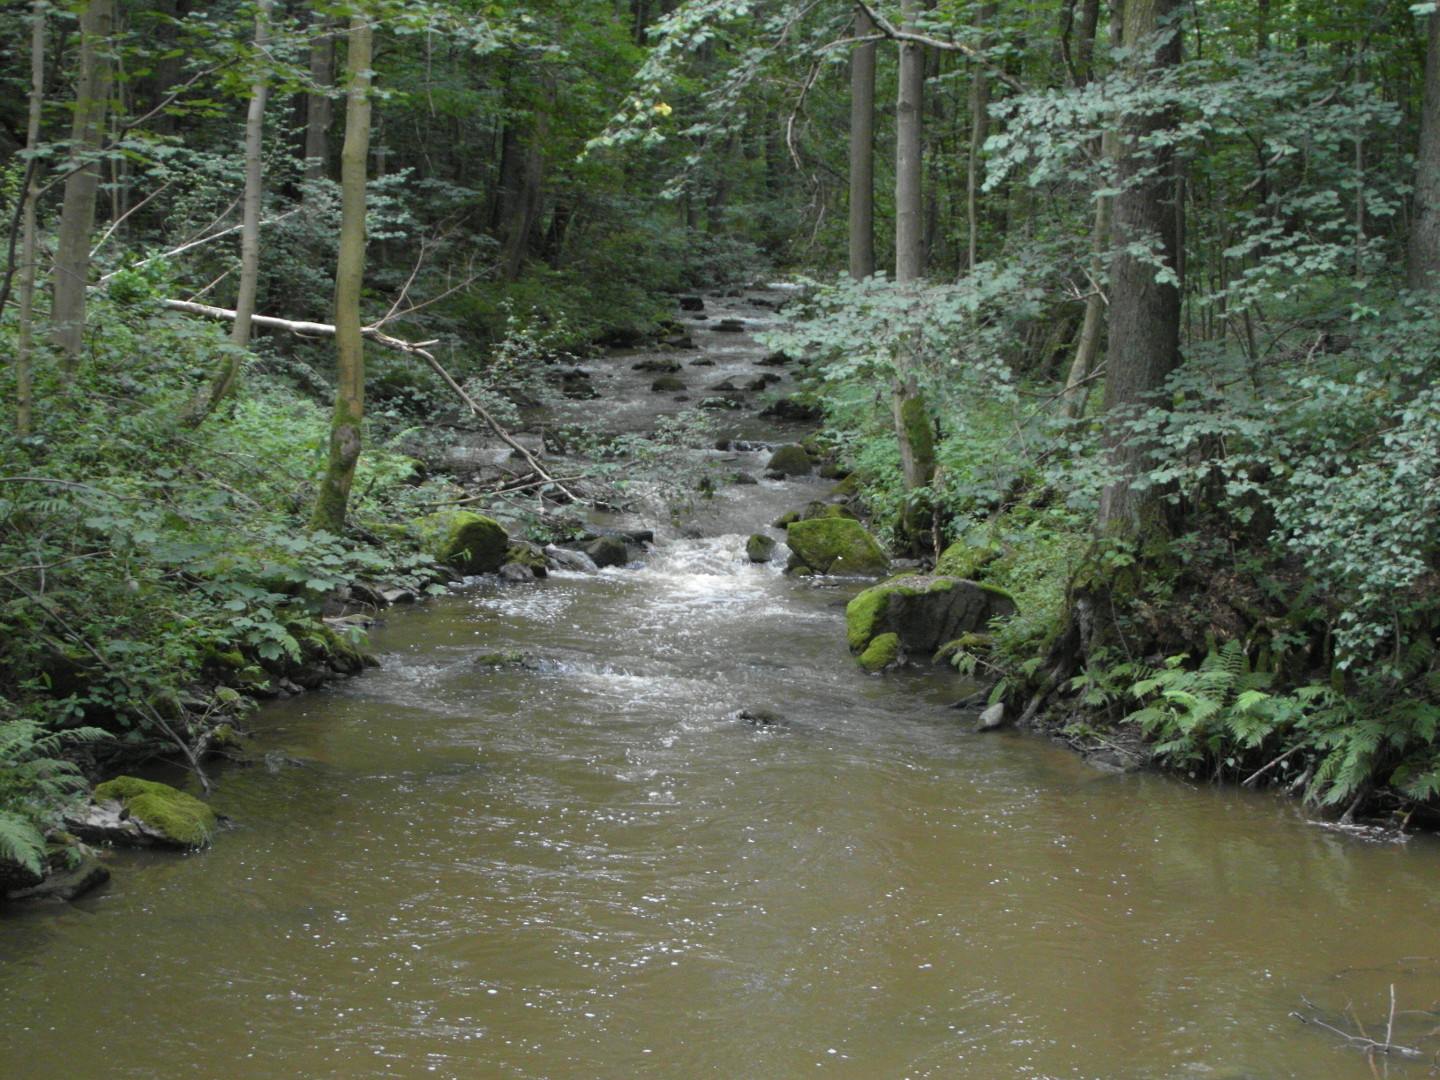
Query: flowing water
xmin=4 ymin=296 xmax=1440 ymax=1080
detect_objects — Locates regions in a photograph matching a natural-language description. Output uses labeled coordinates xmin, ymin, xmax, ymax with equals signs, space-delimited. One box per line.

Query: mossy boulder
xmin=746 ymin=534 xmax=777 ymax=563
xmin=300 ymin=621 xmax=377 ymax=674
xmin=632 ymin=357 xmax=682 ymax=373
xmin=651 ymin=375 xmax=686 ymax=392
xmin=765 ymin=443 xmax=812 ymax=477
xmin=857 ymin=632 xmax=902 ymax=673
xmin=506 ymin=542 xmax=549 ymax=577
xmin=584 ymin=535 xmax=630 ymax=568
xmin=935 ymin=533 xmax=1003 ymax=579
xmin=420 ymin=511 xmax=509 ymax=575
xmin=785 ymin=517 xmax=889 ymax=577
xmin=80 ymin=777 xmax=218 ymax=848
xmin=846 ymin=575 xmax=1017 ymax=658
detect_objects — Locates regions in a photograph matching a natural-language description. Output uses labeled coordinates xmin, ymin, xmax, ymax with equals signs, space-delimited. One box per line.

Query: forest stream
xmin=4 ymin=295 xmax=1440 ymax=1080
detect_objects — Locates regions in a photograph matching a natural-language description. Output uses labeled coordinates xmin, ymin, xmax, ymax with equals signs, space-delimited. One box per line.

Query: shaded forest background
xmin=5 ymin=0 xmax=1440 ymax=875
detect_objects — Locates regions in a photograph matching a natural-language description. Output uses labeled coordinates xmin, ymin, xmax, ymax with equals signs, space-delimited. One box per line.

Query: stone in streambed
xmin=632 ymin=358 xmax=682 ymax=373
xmin=846 ymin=575 xmax=1017 ymax=657
xmin=733 ymin=708 xmax=789 ymax=727
xmin=765 ymin=443 xmax=812 ymax=477
xmin=976 ymin=703 xmax=1007 ymax=731
xmin=419 ymin=511 xmax=509 ymax=575
xmin=584 ymin=535 xmax=631 ymax=568
xmin=545 ymin=545 xmax=599 ymax=573
xmin=68 ymin=777 xmax=218 ymax=849
xmin=785 ymin=518 xmax=888 ymax=577
xmin=857 ymin=632 xmax=901 ymax=673
xmin=746 ymin=534 xmax=777 ymax=563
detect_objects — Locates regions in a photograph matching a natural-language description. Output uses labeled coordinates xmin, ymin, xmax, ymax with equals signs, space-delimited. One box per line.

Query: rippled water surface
xmin=5 ymin=297 xmax=1440 ymax=1079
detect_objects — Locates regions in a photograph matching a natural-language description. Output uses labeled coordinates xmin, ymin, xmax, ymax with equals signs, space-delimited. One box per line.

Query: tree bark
xmin=50 ymin=0 xmax=114 ymax=365
xmin=15 ymin=0 xmax=45 ymax=437
xmin=894 ymin=0 xmax=925 ymax=283
xmin=310 ymin=14 xmax=373 ymax=536
xmin=1097 ymin=0 xmax=1182 ymax=534
xmin=891 ymin=0 xmax=935 ymax=547
xmin=966 ymin=3 xmax=997 ymax=271
xmin=232 ymin=0 xmax=272 ymax=351
xmin=185 ymin=0 xmax=272 ymax=424
xmin=305 ymin=14 xmax=336 ymax=186
xmin=848 ymin=5 xmax=876 ymax=279
xmin=1408 ymin=12 xmax=1440 ymax=292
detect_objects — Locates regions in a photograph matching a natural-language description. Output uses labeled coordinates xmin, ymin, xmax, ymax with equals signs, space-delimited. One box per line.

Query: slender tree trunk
xmin=15 ymin=0 xmax=46 ymax=437
xmin=895 ymin=0 xmax=925 ymax=283
xmin=1097 ymin=0 xmax=1182 ymax=534
xmin=305 ymin=15 xmax=335 ymax=186
xmin=1058 ymin=129 xmax=1116 ymax=421
xmin=891 ymin=0 xmax=935 ymax=547
xmin=50 ymin=0 xmax=114 ymax=365
xmin=232 ymin=0 xmax=272 ymax=350
xmin=185 ymin=0 xmax=272 ymax=424
xmin=1408 ymin=12 xmax=1440 ymax=292
xmin=310 ymin=15 xmax=373 ymax=536
xmin=967 ymin=3 xmax=997 ymax=271
xmin=848 ymin=5 xmax=876 ymax=279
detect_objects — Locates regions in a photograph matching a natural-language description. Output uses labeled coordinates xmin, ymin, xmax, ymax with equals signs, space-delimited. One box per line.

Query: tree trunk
xmin=15 ymin=0 xmax=45 ymax=437
xmin=967 ymin=3 xmax=997 ymax=270
xmin=186 ymin=0 xmax=271 ymax=424
xmin=232 ymin=0 xmax=272 ymax=350
xmin=1058 ymin=131 xmax=1116 ymax=421
xmin=895 ymin=0 xmax=925 ymax=283
xmin=310 ymin=14 xmax=373 ymax=536
xmin=492 ymin=87 xmax=548 ymax=283
xmin=1408 ymin=13 xmax=1440 ymax=292
xmin=50 ymin=0 xmax=114 ymax=365
xmin=848 ymin=5 xmax=876 ymax=279
xmin=1097 ymin=0 xmax=1182 ymax=534
xmin=891 ymin=0 xmax=935 ymax=547
xmin=305 ymin=15 xmax=336 ymax=185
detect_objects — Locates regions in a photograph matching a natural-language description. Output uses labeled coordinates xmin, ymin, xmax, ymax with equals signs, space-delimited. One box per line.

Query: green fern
xmin=0 ymin=809 xmax=47 ymax=875
xmin=0 ymin=715 xmax=110 ymax=875
xmin=1123 ymin=642 xmax=1281 ymax=770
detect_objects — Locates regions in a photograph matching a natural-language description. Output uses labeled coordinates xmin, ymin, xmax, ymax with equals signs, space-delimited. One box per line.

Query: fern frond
xmin=0 ymin=810 xmax=46 ymax=875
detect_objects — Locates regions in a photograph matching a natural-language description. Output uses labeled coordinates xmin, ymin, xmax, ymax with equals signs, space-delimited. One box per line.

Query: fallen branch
xmin=161 ymin=299 xmax=582 ymax=503
xmin=1291 ymin=989 xmax=1424 ymax=1060
xmin=1242 ymin=743 xmax=1304 ymax=787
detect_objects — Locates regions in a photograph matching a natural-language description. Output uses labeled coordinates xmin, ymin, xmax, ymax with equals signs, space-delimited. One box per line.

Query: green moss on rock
xmin=846 ymin=586 xmax=893 ymax=650
xmin=845 ymin=575 xmax=1018 ymax=658
xmin=857 ymin=632 xmax=901 ymax=673
xmin=786 ymin=517 xmax=888 ymax=577
xmin=746 ymin=534 xmax=777 ymax=563
xmin=935 ymin=536 xmax=1003 ymax=579
xmin=766 ymin=443 xmax=813 ymax=477
xmin=92 ymin=777 xmax=217 ymax=848
xmin=418 ymin=511 xmax=509 ymax=574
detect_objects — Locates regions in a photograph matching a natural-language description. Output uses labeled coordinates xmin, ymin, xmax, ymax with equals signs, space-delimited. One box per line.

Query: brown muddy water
xmin=4 ymin=295 xmax=1440 ymax=1080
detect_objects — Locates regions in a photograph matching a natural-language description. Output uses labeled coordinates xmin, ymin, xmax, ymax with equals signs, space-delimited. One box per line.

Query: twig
xmin=1242 ymin=743 xmax=1304 ymax=787
xmin=96 ymin=207 xmax=302 ymax=281
xmin=1291 ymin=1010 xmax=1422 ymax=1059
